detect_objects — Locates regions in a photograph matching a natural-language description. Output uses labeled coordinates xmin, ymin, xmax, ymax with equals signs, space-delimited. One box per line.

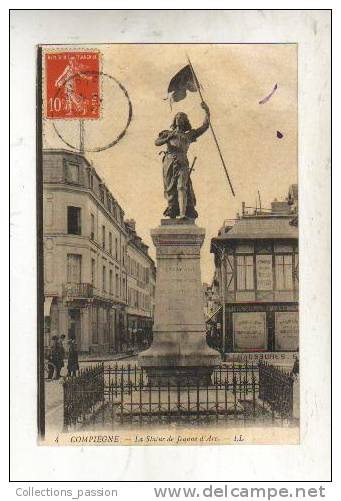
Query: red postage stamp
xmin=45 ymin=51 xmax=100 ymax=119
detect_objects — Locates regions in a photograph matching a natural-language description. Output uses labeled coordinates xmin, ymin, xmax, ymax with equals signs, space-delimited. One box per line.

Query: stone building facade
xmin=125 ymin=219 xmax=156 ymax=348
xmin=43 ymin=149 xmax=155 ymax=353
xmin=210 ymin=185 xmax=298 ymax=362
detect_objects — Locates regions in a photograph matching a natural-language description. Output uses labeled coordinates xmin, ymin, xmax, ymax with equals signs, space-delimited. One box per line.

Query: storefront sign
xmin=256 ymin=255 xmax=273 ymax=290
xmin=226 ymin=303 xmax=298 ymax=313
xmin=224 ymin=351 xmax=298 ymax=367
xmin=275 ymin=312 xmax=299 ymax=351
xmin=233 ymin=312 xmax=267 ymax=351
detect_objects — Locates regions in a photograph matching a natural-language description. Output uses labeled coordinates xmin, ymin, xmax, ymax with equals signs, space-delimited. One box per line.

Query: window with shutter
xmin=67 ymin=254 xmax=82 ymax=283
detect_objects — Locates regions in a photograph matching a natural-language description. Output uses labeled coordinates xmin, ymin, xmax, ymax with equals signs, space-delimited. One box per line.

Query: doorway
xmin=68 ymin=308 xmax=81 ymax=348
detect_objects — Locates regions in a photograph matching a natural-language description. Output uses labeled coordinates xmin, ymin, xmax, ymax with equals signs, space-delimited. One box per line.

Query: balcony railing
xmin=63 ymin=283 xmax=93 ymax=298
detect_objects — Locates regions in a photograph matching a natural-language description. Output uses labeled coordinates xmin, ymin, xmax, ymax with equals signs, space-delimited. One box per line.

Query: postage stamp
xmin=45 ymin=51 xmax=101 ymax=119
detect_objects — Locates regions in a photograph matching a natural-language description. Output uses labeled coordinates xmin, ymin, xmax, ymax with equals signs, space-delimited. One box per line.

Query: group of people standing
xmin=129 ymin=326 xmax=151 ymax=350
xmin=46 ymin=335 xmax=79 ymax=380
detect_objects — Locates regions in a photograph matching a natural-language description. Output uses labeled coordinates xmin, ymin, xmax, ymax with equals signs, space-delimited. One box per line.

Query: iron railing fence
xmin=63 ymin=363 xmax=104 ymax=430
xmin=258 ymin=361 xmax=294 ymax=420
xmin=104 ymin=373 xmax=259 ymax=426
xmin=103 ymin=362 xmax=259 ymax=396
xmin=62 ymin=362 xmax=295 ymax=430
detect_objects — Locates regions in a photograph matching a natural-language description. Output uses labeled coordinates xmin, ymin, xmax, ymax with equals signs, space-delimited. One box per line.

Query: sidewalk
xmin=45 ymin=351 xmax=138 ymax=434
xmin=78 ymin=350 xmax=138 ymax=364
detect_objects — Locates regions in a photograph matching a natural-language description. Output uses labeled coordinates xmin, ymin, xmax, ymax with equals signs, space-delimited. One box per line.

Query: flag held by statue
xmin=165 ymin=64 xmax=199 ymax=104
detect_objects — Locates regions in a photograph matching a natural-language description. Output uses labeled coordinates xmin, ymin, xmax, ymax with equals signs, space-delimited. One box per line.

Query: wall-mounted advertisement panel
xmin=233 ymin=312 xmax=267 ymax=351
xmin=256 ymin=254 xmax=273 ymax=290
xmin=275 ymin=312 xmax=299 ymax=351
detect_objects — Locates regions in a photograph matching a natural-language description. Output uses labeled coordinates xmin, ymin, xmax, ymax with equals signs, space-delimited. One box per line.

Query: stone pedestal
xmin=138 ymin=219 xmax=221 ymax=385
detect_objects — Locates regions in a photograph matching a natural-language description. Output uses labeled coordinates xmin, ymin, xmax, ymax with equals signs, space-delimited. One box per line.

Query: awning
xmin=44 ymin=297 xmax=53 ymax=317
xmin=206 ymin=305 xmax=222 ymax=324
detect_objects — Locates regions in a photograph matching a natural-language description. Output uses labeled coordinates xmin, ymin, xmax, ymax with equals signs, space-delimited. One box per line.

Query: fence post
xmin=102 ymin=362 xmax=105 ymax=426
xmin=215 ymin=380 xmax=219 ymax=421
xmin=233 ymin=373 xmax=237 ymax=421
xmin=167 ymin=380 xmax=171 ymax=419
xmin=139 ymin=375 xmax=143 ymax=423
xmin=114 ymin=363 xmax=118 ymax=397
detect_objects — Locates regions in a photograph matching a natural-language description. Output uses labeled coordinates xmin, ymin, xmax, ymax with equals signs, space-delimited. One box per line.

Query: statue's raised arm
xmin=155 ymin=102 xmax=210 ymax=220
xmin=189 ymin=102 xmax=210 ymax=142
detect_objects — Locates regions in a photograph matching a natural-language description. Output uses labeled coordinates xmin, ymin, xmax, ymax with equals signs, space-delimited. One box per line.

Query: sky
xmin=43 ymin=44 xmax=298 ymax=283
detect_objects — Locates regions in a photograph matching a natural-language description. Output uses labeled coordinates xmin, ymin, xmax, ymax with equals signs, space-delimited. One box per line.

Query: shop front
xmin=224 ymin=302 xmax=299 ymax=364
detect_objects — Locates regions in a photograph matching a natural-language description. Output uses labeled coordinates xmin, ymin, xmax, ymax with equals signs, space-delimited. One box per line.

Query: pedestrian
xmin=132 ymin=326 xmax=137 ymax=348
xmin=51 ymin=335 xmax=64 ymax=380
xmin=67 ymin=336 xmax=79 ymax=377
xmin=46 ymin=349 xmax=55 ymax=380
xmin=60 ymin=334 xmax=66 ymax=354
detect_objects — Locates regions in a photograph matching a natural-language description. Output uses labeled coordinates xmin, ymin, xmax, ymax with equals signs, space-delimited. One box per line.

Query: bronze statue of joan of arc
xmin=155 ymin=101 xmax=210 ymax=219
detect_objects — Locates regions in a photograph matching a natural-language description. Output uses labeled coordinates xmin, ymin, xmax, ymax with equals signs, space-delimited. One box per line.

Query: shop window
xmin=67 ymin=206 xmax=81 ymax=235
xmin=275 ymin=255 xmax=293 ymax=290
xmin=236 ymin=255 xmax=254 ymax=290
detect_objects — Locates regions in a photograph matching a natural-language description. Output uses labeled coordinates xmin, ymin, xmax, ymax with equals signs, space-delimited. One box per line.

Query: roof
xmin=213 ymin=216 xmax=298 ymax=241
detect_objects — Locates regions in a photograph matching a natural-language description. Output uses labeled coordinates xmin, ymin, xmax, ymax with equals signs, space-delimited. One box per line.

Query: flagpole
xmin=186 ymin=55 xmax=236 ymax=198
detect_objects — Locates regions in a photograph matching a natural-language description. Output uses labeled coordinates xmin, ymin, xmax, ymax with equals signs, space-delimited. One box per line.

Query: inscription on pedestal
xmin=138 ymin=221 xmax=221 ymax=385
